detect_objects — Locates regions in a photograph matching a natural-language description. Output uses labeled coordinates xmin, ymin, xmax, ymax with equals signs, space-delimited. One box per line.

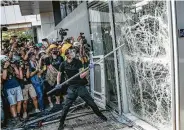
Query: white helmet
xmin=73 ymin=42 xmax=81 ymax=47
xmin=0 ymin=55 xmax=9 ymax=63
xmin=38 ymin=50 xmax=46 ymax=55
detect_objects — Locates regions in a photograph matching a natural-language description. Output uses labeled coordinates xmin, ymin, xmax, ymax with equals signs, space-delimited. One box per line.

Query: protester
xmin=29 ymin=52 xmax=44 ymax=111
xmin=20 ymin=60 xmax=40 ymax=119
xmin=57 ymin=48 xmax=106 ymax=130
xmin=2 ymin=58 xmax=23 ymax=123
xmin=44 ymin=44 xmax=65 ymax=107
xmin=1 ymin=32 xmax=92 ymax=128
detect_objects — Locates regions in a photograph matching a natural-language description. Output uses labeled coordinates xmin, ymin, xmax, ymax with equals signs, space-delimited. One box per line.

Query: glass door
xmin=88 ymin=1 xmax=120 ymax=111
xmin=112 ymin=1 xmax=173 ymax=129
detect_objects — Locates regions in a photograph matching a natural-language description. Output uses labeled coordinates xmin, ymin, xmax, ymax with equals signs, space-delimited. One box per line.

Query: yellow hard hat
xmin=57 ymin=45 xmax=62 ymax=49
xmin=60 ymin=43 xmax=72 ymax=55
xmin=48 ymin=44 xmax=57 ymax=50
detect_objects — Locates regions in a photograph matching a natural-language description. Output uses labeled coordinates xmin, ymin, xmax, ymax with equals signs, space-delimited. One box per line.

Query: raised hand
xmin=4 ymin=61 xmax=10 ymax=68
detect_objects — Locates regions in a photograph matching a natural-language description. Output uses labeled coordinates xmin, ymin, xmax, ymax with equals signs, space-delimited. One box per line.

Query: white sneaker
xmin=49 ymin=103 xmax=54 ymax=108
xmin=35 ymin=109 xmax=41 ymax=113
xmin=23 ymin=112 xmax=27 ymax=119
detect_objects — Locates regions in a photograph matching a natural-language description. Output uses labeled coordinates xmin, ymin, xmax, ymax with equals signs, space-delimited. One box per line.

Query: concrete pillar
xmin=40 ymin=11 xmax=55 ymax=38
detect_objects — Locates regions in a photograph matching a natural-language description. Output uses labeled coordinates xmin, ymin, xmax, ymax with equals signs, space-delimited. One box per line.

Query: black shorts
xmin=44 ymin=80 xmax=68 ymax=96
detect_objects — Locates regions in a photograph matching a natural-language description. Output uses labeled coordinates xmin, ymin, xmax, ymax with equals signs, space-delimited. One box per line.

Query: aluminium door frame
xmin=170 ymin=1 xmax=179 ymax=130
xmin=92 ymin=55 xmax=106 ymax=109
xmin=108 ymin=1 xmax=123 ymax=115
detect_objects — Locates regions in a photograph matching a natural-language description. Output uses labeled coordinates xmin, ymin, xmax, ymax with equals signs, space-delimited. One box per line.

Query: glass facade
xmin=60 ymin=1 xmax=83 ymax=20
xmin=112 ymin=1 xmax=172 ymax=129
xmin=88 ymin=1 xmax=173 ymax=129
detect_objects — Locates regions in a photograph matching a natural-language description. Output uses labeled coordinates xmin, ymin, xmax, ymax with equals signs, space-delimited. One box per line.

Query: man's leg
xmin=7 ymin=88 xmax=17 ymax=118
xmin=16 ymin=101 xmax=22 ymax=114
xmin=58 ymin=88 xmax=77 ymax=130
xmin=56 ymin=96 xmax=61 ymax=104
xmin=22 ymin=100 xmax=28 ymax=118
xmin=33 ymin=84 xmax=44 ymax=110
xmin=23 ymin=100 xmax=28 ymax=113
xmin=78 ymin=86 xmax=107 ymax=120
xmin=32 ymin=97 xmax=39 ymax=110
xmin=28 ymin=84 xmax=39 ymax=111
xmin=10 ymin=105 xmax=17 ymax=117
xmin=16 ymin=86 xmax=23 ymax=119
xmin=44 ymin=81 xmax=53 ymax=108
xmin=22 ymin=85 xmax=29 ymax=118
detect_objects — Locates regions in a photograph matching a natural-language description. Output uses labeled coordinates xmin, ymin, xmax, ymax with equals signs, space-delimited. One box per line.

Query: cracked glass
xmin=113 ymin=1 xmax=172 ymax=129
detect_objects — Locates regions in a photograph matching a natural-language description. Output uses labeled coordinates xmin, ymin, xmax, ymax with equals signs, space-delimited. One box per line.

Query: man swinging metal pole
xmin=56 ymin=48 xmax=108 ymax=130
xmin=47 ymin=43 xmax=125 ymax=95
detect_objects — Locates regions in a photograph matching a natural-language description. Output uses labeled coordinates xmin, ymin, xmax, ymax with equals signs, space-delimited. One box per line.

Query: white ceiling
xmin=19 ymin=1 xmax=53 ymax=16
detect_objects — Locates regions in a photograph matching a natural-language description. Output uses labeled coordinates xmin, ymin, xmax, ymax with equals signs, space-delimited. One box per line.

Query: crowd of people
xmin=0 ymin=32 xmax=104 ymax=129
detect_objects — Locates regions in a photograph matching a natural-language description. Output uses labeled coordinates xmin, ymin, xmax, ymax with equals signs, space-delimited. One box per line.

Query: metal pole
xmin=47 ymin=43 xmax=125 ymax=95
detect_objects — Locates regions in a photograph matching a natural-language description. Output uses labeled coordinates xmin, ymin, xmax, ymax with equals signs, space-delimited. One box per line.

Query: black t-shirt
xmin=50 ymin=56 xmax=64 ymax=71
xmin=59 ymin=58 xmax=88 ymax=86
xmin=21 ymin=68 xmax=31 ymax=86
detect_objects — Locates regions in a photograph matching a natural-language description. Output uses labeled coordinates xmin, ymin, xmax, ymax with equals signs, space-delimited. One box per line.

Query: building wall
xmin=176 ymin=1 xmax=184 ymax=130
xmin=36 ymin=26 xmax=43 ymax=43
xmin=55 ymin=2 xmax=91 ymax=44
xmin=40 ymin=12 xmax=55 ymax=39
xmin=1 ymin=5 xmax=41 ymax=26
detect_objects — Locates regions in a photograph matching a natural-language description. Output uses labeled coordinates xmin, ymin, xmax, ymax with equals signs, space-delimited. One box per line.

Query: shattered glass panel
xmin=113 ymin=1 xmax=172 ymax=129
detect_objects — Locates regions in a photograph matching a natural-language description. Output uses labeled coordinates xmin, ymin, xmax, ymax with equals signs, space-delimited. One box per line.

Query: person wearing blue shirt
xmin=29 ymin=52 xmax=44 ymax=111
xmin=2 ymin=60 xmax=23 ymax=123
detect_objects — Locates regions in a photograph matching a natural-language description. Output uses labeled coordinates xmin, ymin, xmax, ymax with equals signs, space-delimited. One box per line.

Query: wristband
xmin=3 ymin=67 xmax=8 ymax=69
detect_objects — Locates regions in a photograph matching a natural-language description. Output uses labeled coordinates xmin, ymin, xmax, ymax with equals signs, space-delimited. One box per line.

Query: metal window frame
xmin=108 ymin=1 xmax=123 ymax=115
xmin=109 ymin=1 xmax=129 ymax=114
xmin=92 ymin=55 xmax=106 ymax=109
xmin=170 ymin=1 xmax=179 ymax=130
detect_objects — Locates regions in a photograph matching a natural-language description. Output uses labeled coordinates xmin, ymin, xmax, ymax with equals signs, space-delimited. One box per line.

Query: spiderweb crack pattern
xmin=115 ymin=1 xmax=172 ymax=129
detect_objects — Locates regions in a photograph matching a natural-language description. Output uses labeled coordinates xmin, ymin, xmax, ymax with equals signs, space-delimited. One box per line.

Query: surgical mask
xmin=70 ymin=51 xmax=75 ymax=59
xmin=52 ymin=54 xmax=57 ymax=59
xmin=68 ymin=49 xmax=76 ymax=59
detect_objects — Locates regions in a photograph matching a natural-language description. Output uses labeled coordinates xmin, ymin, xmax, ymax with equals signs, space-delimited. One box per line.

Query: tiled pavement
xmin=36 ymin=110 xmax=132 ymax=130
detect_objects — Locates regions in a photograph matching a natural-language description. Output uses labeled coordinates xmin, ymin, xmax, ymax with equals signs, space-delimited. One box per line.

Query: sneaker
xmin=99 ymin=114 xmax=107 ymax=121
xmin=17 ymin=113 xmax=23 ymax=121
xmin=12 ymin=117 xmax=21 ymax=125
xmin=11 ymin=117 xmax=18 ymax=125
xmin=23 ymin=112 xmax=28 ymax=119
xmin=49 ymin=103 xmax=54 ymax=108
xmin=35 ymin=109 xmax=41 ymax=113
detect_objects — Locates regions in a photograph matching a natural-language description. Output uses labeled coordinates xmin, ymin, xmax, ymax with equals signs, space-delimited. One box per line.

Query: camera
xmin=2 ymin=40 xmax=10 ymax=48
xmin=42 ymin=38 xmax=48 ymax=42
xmin=59 ymin=28 xmax=68 ymax=42
xmin=59 ymin=28 xmax=68 ymax=36
xmin=10 ymin=59 xmax=17 ymax=65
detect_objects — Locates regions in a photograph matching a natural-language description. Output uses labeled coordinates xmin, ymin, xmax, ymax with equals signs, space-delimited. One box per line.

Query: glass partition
xmin=112 ymin=1 xmax=172 ymax=129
